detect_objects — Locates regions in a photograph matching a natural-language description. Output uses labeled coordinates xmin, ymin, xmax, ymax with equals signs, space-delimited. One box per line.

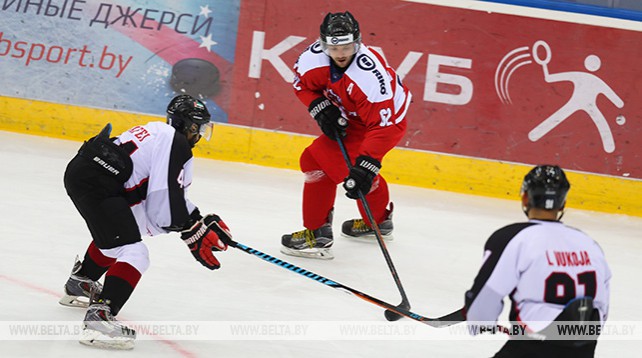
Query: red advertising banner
xmin=229 ymin=0 xmax=641 ymax=179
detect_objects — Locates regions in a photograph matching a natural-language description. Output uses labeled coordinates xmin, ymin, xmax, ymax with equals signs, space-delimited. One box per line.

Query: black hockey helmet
xmin=166 ymin=94 xmax=212 ymax=146
xmin=319 ymin=11 xmax=361 ymax=56
xmin=520 ymin=165 xmax=571 ymax=212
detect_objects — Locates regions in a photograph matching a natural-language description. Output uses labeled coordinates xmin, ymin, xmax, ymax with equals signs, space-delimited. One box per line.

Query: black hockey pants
xmin=63 ymin=149 xmax=140 ymax=250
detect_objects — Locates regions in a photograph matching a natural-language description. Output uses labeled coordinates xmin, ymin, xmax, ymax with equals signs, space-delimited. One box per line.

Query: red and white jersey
xmin=465 ymin=220 xmax=611 ymax=332
xmin=292 ymin=41 xmax=410 ymax=160
xmin=114 ymin=122 xmax=198 ymax=236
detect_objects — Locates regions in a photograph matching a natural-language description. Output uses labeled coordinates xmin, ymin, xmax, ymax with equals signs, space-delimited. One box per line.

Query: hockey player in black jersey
xmin=60 ymin=95 xmax=233 ymax=349
xmin=464 ymin=165 xmax=611 ymax=358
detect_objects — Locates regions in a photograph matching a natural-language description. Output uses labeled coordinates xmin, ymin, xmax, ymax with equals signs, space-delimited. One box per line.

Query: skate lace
xmin=292 ymin=229 xmax=316 ymax=248
xmin=352 ymin=219 xmax=371 ymax=232
xmin=69 ymin=274 xmax=103 ymax=297
xmin=101 ymin=306 xmax=116 ymax=322
xmin=88 ymin=302 xmax=135 ymax=335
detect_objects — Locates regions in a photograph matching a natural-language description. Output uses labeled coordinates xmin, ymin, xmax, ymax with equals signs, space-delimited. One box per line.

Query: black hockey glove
xmin=202 ymin=214 xmax=233 ymax=246
xmin=181 ymin=214 xmax=232 ymax=270
xmin=343 ymin=155 xmax=381 ymax=199
xmin=308 ymin=97 xmax=347 ymax=140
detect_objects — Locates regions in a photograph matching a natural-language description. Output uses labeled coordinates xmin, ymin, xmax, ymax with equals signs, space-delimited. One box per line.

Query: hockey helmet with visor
xmin=166 ymin=95 xmax=213 ymax=146
xmin=319 ymin=11 xmax=361 ymax=57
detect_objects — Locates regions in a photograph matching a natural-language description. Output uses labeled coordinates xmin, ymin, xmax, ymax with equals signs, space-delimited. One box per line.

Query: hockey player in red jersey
xmin=464 ymin=165 xmax=611 ymax=357
xmin=60 ymin=95 xmax=233 ymax=349
xmin=281 ymin=11 xmax=411 ymax=259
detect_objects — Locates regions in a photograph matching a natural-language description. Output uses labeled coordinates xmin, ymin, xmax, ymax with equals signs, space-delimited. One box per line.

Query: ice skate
xmin=80 ymin=299 xmax=136 ymax=350
xmin=281 ymin=224 xmax=334 ymax=260
xmin=59 ymin=256 xmax=103 ymax=308
xmin=341 ymin=204 xmax=394 ymax=242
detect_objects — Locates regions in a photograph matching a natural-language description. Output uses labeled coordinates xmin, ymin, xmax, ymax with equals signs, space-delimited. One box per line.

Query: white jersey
xmin=113 ymin=122 xmax=197 ymax=236
xmin=465 ymin=219 xmax=611 ymax=332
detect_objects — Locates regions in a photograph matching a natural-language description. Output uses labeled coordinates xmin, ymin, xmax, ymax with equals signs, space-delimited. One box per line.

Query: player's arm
xmin=161 ymin=131 xmax=197 ymax=231
xmin=293 ymin=58 xmax=347 ymax=140
xmin=594 ymin=246 xmax=612 ymax=324
xmin=357 ymin=99 xmax=407 ymax=160
xmin=296 ymin=78 xmax=348 ymax=140
xmin=158 ymin=133 xmax=232 ymax=270
xmin=355 ymin=49 xmax=410 ymax=160
xmin=292 ymin=50 xmax=327 ymax=106
xmin=342 ymin=89 xmax=406 ymax=199
xmin=464 ymin=224 xmax=533 ymax=328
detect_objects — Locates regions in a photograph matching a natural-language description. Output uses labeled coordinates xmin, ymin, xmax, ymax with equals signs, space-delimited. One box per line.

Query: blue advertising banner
xmin=0 ymin=0 xmax=239 ymax=122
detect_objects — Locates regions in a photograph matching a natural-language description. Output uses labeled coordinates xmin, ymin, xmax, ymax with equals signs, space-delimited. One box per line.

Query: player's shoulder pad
xmin=344 ymin=45 xmax=393 ymax=100
xmin=484 ymin=222 xmax=538 ymax=252
xmin=295 ymin=41 xmax=328 ymax=77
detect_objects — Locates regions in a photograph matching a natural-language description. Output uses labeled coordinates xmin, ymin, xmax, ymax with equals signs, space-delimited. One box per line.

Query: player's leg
xmin=77 ymin=196 xmax=145 ymax=349
xmin=80 ymin=240 xmax=148 ymax=350
xmin=63 ymin=157 xmax=142 ymax=348
xmin=61 ymin=155 xmax=140 ymax=306
xmin=61 ymin=155 xmax=119 ymax=307
xmin=59 ymin=242 xmax=114 ymax=308
xmin=282 ymin=147 xmax=336 ymax=260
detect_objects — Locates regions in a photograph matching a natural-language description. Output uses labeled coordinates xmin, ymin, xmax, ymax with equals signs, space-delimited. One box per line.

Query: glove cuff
xmin=308 ymin=97 xmax=332 ymax=119
xmin=182 ymin=221 xmax=207 ymax=245
xmin=355 ymin=155 xmax=381 ymax=176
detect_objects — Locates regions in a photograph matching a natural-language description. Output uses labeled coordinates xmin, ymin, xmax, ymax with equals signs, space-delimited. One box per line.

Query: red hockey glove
xmin=181 ymin=216 xmax=230 ymax=270
xmin=343 ymin=155 xmax=381 ymax=199
xmin=308 ymin=97 xmax=347 ymax=140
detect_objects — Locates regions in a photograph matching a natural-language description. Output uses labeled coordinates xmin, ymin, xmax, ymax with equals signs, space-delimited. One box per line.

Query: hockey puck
xmin=384 ymin=309 xmax=404 ymax=321
xmin=170 ymin=58 xmax=220 ymax=98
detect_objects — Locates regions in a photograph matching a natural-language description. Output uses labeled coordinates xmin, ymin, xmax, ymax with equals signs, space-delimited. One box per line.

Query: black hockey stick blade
xmin=229 ymin=239 xmax=464 ymax=328
xmin=384 ymin=299 xmax=410 ymax=321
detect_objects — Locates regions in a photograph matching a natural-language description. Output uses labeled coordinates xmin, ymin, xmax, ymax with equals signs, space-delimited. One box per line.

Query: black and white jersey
xmin=114 ymin=122 xmax=197 ymax=236
xmin=465 ymin=219 xmax=611 ymax=332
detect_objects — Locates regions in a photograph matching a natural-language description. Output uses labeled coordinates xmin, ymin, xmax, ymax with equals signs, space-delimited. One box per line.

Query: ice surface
xmin=0 ymin=130 xmax=639 ymax=357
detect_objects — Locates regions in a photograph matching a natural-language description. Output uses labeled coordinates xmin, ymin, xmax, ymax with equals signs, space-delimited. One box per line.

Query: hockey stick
xmin=229 ymin=239 xmax=464 ymax=328
xmin=335 ymin=132 xmax=411 ymax=321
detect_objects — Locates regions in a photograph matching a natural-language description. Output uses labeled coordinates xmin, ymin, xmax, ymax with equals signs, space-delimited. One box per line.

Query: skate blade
xmin=340 ymin=233 xmax=394 ymax=243
xmin=280 ymin=246 xmax=334 ymax=260
xmin=59 ymin=294 xmax=90 ymax=308
xmin=79 ymin=329 xmax=135 ymax=350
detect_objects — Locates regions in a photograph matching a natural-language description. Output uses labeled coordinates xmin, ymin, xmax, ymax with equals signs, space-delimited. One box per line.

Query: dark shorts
xmin=64 ymin=153 xmax=141 ymax=250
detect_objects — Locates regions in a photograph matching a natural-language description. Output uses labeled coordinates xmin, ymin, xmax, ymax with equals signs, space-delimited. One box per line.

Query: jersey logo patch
xmin=311 ymin=42 xmax=323 ymax=54
xmin=357 ymin=54 xmax=376 ymax=71
xmin=357 ymin=54 xmax=387 ymax=95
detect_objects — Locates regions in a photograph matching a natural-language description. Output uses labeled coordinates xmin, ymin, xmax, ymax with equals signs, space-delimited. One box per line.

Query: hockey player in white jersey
xmin=60 ymin=95 xmax=233 ymax=349
xmin=464 ymin=165 xmax=611 ymax=357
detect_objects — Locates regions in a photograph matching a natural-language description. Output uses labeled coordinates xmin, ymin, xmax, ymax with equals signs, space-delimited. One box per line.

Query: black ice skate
xmin=80 ymin=298 xmax=136 ymax=350
xmin=341 ymin=204 xmax=394 ymax=242
xmin=281 ymin=224 xmax=334 ymax=260
xmin=59 ymin=256 xmax=103 ymax=308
